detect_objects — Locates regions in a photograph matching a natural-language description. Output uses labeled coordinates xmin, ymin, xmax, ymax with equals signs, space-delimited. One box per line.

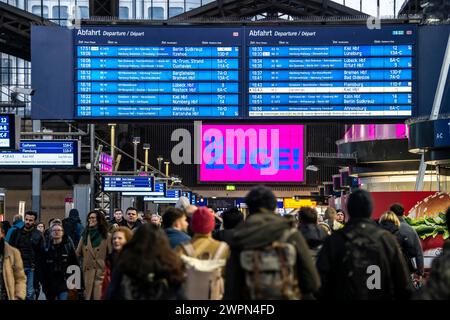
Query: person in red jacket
xmin=101 ymin=227 xmax=133 ymax=299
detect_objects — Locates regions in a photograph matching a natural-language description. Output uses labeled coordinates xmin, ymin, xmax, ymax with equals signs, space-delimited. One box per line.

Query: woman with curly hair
xmin=105 ymin=224 xmax=186 ymax=300
xmin=76 ymin=210 xmax=111 ymax=300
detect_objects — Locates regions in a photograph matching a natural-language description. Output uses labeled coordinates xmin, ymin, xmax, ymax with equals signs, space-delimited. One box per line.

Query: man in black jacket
xmin=8 ymin=211 xmax=44 ymax=300
xmin=316 ymin=189 xmax=413 ymax=300
xmin=41 ymin=223 xmax=80 ymax=300
xmin=224 ymin=186 xmax=320 ymax=300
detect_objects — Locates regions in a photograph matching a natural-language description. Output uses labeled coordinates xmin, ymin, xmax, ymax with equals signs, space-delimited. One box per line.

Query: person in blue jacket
xmin=5 ymin=215 xmax=24 ymax=243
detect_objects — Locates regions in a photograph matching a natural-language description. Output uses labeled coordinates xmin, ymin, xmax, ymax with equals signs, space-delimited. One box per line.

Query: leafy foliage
xmin=404 ymin=213 xmax=448 ymax=240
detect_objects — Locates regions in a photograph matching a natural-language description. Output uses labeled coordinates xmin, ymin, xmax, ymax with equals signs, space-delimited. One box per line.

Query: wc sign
xmin=199 ymin=124 xmax=304 ymax=182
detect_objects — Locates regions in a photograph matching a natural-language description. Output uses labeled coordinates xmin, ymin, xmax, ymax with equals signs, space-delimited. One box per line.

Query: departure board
xmin=144 ymin=189 xmax=181 ymax=202
xmin=0 ymin=115 xmax=13 ymax=148
xmin=121 ymin=181 xmax=166 ymax=196
xmin=74 ymin=27 xmax=242 ymax=119
xmin=102 ymin=176 xmax=155 ymax=192
xmin=247 ymin=26 xmax=416 ymax=118
xmin=0 ymin=140 xmax=79 ymax=168
xmin=0 ymin=114 xmax=19 ymax=150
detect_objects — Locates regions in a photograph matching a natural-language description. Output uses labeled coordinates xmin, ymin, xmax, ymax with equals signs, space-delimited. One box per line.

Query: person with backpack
xmin=176 ymin=206 xmax=230 ymax=300
xmin=298 ymin=207 xmax=329 ymax=262
xmin=390 ymin=203 xmax=424 ymax=279
xmin=379 ymin=211 xmax=417 ymax=274
xmin=5 ymin=215 xmax=24 ymax=243
xmin=316 ymin=189 xmax=413 ymax=300
xmin=105 ymin=224 xmax=186 ymax=300
xmin=40 ymin=223 xmax=80 ymax=300
xmin=224 ymin=186 xmax=320 ymax=300
xmin=62 ymin=208 xmax=83 ymax=247
xmin=8 ymin=211 xmax=44 ymax=300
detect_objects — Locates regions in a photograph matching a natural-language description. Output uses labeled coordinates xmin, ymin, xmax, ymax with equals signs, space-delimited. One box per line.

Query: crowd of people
xmin=0 ymin=186 xmax=449 ymax=300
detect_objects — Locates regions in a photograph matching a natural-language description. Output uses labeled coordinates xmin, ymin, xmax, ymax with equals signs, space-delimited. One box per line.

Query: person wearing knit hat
xmin=176 ymin=207 xmax=229 ymax=261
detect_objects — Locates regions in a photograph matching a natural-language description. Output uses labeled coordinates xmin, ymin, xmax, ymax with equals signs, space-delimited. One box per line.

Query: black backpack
xmin=338 ymin=223 xmax=388 ymax=300
xmin=62 ymin=219 xmax=78 ymax=244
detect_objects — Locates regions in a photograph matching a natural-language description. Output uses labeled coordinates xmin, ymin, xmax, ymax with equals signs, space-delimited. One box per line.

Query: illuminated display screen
xmin=121 ymin=181 xmax=166 ymax=196
xmin=74 ymin=27 xmax=242 ymax=119
xmin=144 ymin=189 xmax=181 ymax=202
xmin=247 ymin=26 xmax=416 ymax=118
xmin=0 ymin=114 xmax=18 ymax=150
xmin=99 ymin=152 xmax=113 ymax=173
xmin=0 ymin=140 xmax=79 ymax=167
xmin=199 ymin=124 xmax=304 ymax=182
xmin=102 ymin=176 xmax=155 ymax=192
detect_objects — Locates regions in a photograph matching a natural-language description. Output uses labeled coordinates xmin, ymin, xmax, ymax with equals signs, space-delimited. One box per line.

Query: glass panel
xmin=186 ymin=0 xmax=201 ymax=11
xmin=149 ymin=7 xmax=165 ymax=19
xmin=168 ymin=6 xmax=183 ymax=18
xmin=79 ymin=6 xmax=89 ymax=19
xmin=31 ymin=5 xmax=49 ymax=18
xmin=120 ymin=6 xmax=130 ymax=19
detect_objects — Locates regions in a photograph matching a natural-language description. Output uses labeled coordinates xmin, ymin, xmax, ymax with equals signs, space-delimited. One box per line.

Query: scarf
xmin=83 ymin=227 xmax=103 ymax=248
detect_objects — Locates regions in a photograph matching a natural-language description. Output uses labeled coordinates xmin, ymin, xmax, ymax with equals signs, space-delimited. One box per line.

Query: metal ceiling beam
xmin=0 ymin=2 xmax=55 ymax=61
xmin=170 ymin=0 xmax=364 ymax=21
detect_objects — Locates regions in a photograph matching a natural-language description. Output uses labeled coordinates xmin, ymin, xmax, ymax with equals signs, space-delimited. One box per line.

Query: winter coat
xmin=224 ymin=211 xmax=320 ymax=299
xmin=8 ymin=226 xmax=44 ymax=270
xmin=76 ymin=233 xmax=111 ymax=300
xmin=1 ymin=240 xmax=26 ymax=300
xmin=41 ymin=235 xmax=79 ymax=298
xmin=316 ymin=218 xmax=413 ymax=300
xmin=165 ymin=228 xmax=191 ymax=249
xmin=5 ymin=220 xmax=24 ymax=243
xmin=105 ymin=266 xmax=186 ymax=300
xmin=101 ymin=251 xmax=119 ymax=299
xmin=398 ymin=217 xmax=424 ymax=275
xmin=62 ymin=209 xmax=83 ymax=246
xmin=176 ymin=234 xmax=229 ymax=260
xmin=213 ymin=229 xmax=235 ymax=245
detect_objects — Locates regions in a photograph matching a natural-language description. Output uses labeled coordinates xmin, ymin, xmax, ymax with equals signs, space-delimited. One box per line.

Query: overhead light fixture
xmin=306 ymin=165 xmax=319 ymax=172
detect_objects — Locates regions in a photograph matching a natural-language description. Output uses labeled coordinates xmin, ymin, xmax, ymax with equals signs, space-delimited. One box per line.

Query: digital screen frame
xmin=102 ymin=176 xmax=155 ymax=192
xmin=198 ymin=124 xmax=305 ymax=183
xmin=0 ymin=114 xmax=20 ymax=151
xmin=0 ymin=140 xmax=80 ymax=168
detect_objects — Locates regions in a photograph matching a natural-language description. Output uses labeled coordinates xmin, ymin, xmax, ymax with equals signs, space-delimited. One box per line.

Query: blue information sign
xmin=102 ymin=176 xmax=155 ymax=192
xmin=0 ymin=114 xmax=19 ymax=150
xmin=246 ymin=25 xmax=416 ymax=118
xmin=143 ymin=188 xmax=181 ymax=202
xmin=121 ymin=181 xmax=166 ymax=196
xmin=0 ymin=140 xmax=79 ymax=167
xmin=74 ymin=27 xmax=242 ymax=119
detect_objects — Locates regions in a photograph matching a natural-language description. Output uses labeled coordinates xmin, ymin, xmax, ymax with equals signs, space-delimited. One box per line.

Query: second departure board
xmin=74 ymin=27 xmax=242 ymax=119
xmin=247 ymin=25 xmax=416 ymax=118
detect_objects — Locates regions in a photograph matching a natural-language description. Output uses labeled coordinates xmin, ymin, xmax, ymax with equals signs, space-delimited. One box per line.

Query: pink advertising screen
xmin=199 ymin=124 xmax=304 ymax=182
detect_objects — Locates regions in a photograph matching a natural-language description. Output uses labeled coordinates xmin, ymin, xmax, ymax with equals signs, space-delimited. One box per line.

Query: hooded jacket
xmin=316 ymin=218 xmax=413 ymax=300
xmin=62 ymin=209 xmax=83 ymax=246
xmin=224 ymin=210 xmax=320 ymax=300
